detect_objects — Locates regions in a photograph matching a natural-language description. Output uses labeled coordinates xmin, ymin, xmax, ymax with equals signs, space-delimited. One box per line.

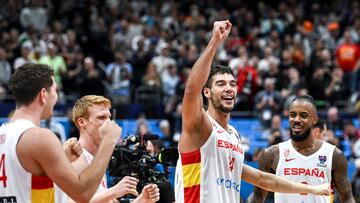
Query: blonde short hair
xmin=72 ymin=95 xmax=111 ymax=128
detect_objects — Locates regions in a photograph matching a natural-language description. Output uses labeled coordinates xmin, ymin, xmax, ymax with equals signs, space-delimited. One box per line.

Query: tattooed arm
xmin=332 ymin=148 xmax=355 ymax=203
xmin=246 ymin=145 xmax=279 ymax=203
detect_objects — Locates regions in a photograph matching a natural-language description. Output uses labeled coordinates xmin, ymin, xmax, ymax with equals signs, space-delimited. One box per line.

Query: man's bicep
xmin=32 ymin=132 xmax=82 ymax=196
xmin=182 ymin=93 xmax=204 ymax=129
xmin=332 ymin=148 xmax=355 ymax=202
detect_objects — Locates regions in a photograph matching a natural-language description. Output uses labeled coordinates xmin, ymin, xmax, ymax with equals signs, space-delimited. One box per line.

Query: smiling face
xmin=204 ymin=73 xmax=237 ymax=113
xmin=289 ymin=100 xmax=318 ymax=142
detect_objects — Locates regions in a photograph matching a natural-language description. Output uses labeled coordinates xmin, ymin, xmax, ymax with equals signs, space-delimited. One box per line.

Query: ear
xmin=203 ymin=87 xmax=210 ymax=98
xmin=313 ymin=114 xmax=319 ymax=126
xmin=77 ymin=118 xmax=86 ymax=127
xmin=39 ymin=88 xmax=47 ymax=104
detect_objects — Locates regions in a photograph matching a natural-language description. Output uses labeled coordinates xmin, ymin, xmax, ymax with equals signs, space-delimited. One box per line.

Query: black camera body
xmin=108 ymin=134 xmax=178 ymax=189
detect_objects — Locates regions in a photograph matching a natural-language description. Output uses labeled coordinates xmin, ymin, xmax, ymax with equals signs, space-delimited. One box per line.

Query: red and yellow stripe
xmin=181 ymin=150 xmax=201 ymax=203
xmin=32 ymin=175 xmax=55 ymax=203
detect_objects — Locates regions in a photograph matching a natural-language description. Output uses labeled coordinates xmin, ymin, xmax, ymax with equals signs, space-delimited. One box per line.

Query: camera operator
xmin=69 ymin=95 xmax=160 ymax=203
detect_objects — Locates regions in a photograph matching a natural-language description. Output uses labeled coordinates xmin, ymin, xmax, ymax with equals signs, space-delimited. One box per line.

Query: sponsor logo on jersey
xmin=217 ymin=139 xmax=244 ymax=154
xmin=216 ymin=178 xmax=240 ymax=192
xmin=285 ymin=157 xmax=296 ymax=162
xmin=317 ymin=155 xmax=327 ymax=167
xmin=284 ymin=167 xmax=325 ymax=179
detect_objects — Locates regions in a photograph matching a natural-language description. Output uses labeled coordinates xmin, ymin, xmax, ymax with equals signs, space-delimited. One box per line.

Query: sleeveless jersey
xmin=0 ymin=119 xmax=66 ymax=203
xmin=82 ymin=148 xmax=108 ymax=193
xmin=175 ymin=113 xmax=245 ymax=203
xmin=275 ymin=139 xmax=335 ymax=203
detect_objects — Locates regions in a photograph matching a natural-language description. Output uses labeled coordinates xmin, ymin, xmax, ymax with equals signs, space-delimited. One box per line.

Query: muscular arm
xmin=179 ymin=20 xmax=232 ymax=153
xmin=332 ymin=148 xmax=355 ymax=203
xmin=247 ymin=146 xmax=279 ymax=203
xmin=18 ymin=120 xmax=119 ymax=202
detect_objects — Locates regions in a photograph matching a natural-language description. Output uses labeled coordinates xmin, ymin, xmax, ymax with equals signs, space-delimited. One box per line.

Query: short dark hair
xmin=204 ymin=64 xmax=234 ymax=88
xmin=290 ymin=94 xmax=317 ymax=113
xmin=10 ymin=63 xmax=54 ymax=106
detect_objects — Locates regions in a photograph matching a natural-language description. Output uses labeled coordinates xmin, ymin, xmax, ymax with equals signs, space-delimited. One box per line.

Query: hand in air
xmin=211 ymin=20 xmax=232 ymax=44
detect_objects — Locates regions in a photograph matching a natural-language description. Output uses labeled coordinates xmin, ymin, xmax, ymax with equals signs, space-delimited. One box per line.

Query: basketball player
xmin=247 ymin=95 xmax=355 ymax=203
xmin=0 ymin=63 xmax=121 ymax=202
xmin=69 ymin=95 xmax=160 ymax=202
xmin=175 ymin=20 xmax=331 ymax=203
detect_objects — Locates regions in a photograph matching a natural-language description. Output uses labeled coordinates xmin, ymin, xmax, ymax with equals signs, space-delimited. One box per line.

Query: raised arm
xmin=18 ymin=120 xmax=121 ymax=202
xmin=332 ymin=148 xmax=355 ymax=203
xmin=180 ymin=20 xmax=232 ymax=152
xmin=247 ymin=146 xmax=278 ymax=203
xmin=242 ymin=165 xmax=331 ymax=196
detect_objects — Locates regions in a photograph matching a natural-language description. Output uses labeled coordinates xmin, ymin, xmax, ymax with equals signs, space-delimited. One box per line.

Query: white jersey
xmin=275 ymin=139 xmax=335 ymax=203
xmin=175 ymin=113 xmax=245 ymax=203
xmin=0 ymin=119 xmax=67 ymax=203
xmin=82 ymin=148 xmax=108 ymax=193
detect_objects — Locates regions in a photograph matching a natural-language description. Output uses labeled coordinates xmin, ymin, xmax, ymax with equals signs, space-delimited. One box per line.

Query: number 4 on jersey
xmin=229 ymin=157 xmax=235 ymax=172
xmin=0 ymin=153 xmax=7 ymax=187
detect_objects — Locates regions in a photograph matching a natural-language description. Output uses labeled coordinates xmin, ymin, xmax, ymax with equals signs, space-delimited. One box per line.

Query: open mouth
xmin=291 ymin=124 xmax=303 ymax=134
xmin=222 ymin=96 xmax=234 ymax=104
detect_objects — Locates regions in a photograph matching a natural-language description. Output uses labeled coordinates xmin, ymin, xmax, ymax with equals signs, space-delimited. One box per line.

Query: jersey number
xmin=229 ymin=157 xmax=235 ymax=172
xmin=0 ymin=153 xmax=7 ymax=188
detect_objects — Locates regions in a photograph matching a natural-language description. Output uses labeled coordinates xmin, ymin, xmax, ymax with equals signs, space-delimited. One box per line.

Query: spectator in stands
xmin=254 ymin=77 xmax=282 ymax=128
xmin=151 ymin=42 xmax=176 ymax=77
xmin=335 ymin=28 xmax=360 ymax=93
xmin=20 ymin=0 xmax=48 ymax=32
xmin=236 ymin=58 xmax=261 ymax=111
xmin=325 ymin=68 xmax=349 ymax=107
xmin=343 ymin=120 xmax=360 ymax=144
xmin=78 ymin=57 xmax=105 ymax=97
xmin=326 ymin=106 xmax=344 ymax=131
xmin=106 ymin=51 xmax=133 ymax=118
xmin=13 ymin=43 xmax=35 ymax=69
xmin=261 ymin=114 xmax=289 ymax=142
xmin=39 ymin=42 xmax=67 ymax=91
xmin=308 ymin=65 xmax=331 ymax=102
xmin=0 ymin=47 xmax=11 ymax=101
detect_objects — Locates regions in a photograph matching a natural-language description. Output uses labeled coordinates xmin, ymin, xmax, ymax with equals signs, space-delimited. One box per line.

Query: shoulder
xmin=331 ymin=147 xmax=348 ymax=171
xmin=20 ymin=127 xmax=62 ymax=150
xmin=258 ymin=144 xmax=279 ymax=172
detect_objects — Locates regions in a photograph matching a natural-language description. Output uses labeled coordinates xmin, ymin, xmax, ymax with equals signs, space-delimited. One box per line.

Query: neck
xmin=207 ymin=108 xmax=230 ymax=131
xmin=78 ymin=132 xmax=99 ymax=156
xmin=10 ymin=106 xmax=42 ymax=126
xmin=291 ymin=136 xmax=317 ymax=151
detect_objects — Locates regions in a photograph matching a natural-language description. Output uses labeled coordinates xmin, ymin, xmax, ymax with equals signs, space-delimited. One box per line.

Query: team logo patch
xmin=0 ymin=133 xmax=5 ymax=145
xmin=317 ymin=155 xmax=327 ymax=167
xmin=284 ymin=149 xmax=290 ymax=157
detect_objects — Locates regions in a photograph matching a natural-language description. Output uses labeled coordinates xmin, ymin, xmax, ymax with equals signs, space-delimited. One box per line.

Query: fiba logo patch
xmin=0 ymin=133 xmax=5 ymax=145
xmin=317 ymin=155 xmax=327 ymax=167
